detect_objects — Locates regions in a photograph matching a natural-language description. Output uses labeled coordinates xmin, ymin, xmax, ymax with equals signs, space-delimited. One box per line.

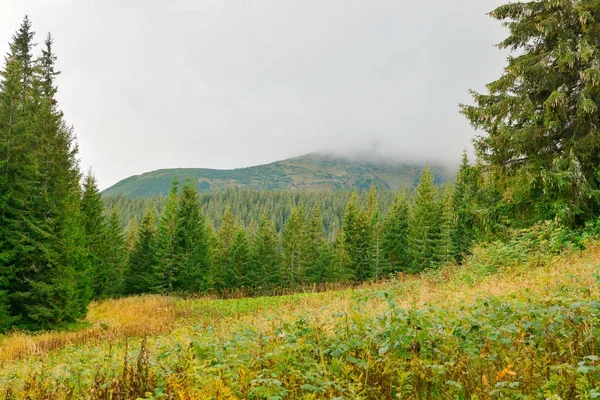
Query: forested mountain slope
xmin=102 ymin=153 xmax=455 ymax=198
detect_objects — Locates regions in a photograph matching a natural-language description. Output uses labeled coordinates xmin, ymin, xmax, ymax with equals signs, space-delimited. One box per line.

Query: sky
xmin=1 ymin=0 xmax=508 ymax=190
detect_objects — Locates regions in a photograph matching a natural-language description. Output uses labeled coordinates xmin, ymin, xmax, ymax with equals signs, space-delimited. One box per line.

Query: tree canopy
xmin=462 ymin=0 xmax=600 ymax=226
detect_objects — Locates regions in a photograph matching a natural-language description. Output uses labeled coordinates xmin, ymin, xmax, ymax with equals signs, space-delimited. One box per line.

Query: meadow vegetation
xmin=1 ymin=231 xmax=599 ymax=398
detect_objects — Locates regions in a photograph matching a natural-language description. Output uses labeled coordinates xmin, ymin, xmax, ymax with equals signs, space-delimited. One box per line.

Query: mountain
xmin=102 ymin=153 xmax=456 ymax=198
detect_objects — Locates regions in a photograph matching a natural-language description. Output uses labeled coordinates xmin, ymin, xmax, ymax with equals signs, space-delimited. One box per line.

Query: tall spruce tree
xmin=0 ymin=18 xmax=87 ymax=328
xmin=173 ymin=180 xmax=210 ymax=293
xmin=102 ymin=209 xmax=127 ymax=297
xmin=125 ymin=217 xmax=139 ymax=252
xmin=332 ymin=229 xmax=352 ymax=282
xmin=251 ymin=213 xmax=282 ymax=290
xmin=367 ymin=184 xmax=380 ymax=225
xmin=461 ymin=1 xmax=600 ymax=226
xmin=0 ymin=16 xmax=40 ymax=328
xmin=367 ymin=185 xmax=384 ymax=279
xmin=452 ymin=152 xmax=477 ymax=262
xmin=229 ymin=227 xmax=253 ymax=290
xmin=437 ymin=185 xmax=456 ymax=265
xmin=382 ymin=192 xmax=410 ymax=273
xmin=125 ymin=209 xmax=156 ymax=295
xmin=0 ymin=20 xmax=31 ymax=329
xmin=343 ymin=193 xmax=373 ymax=281
xmin=154 ymin=178 xmax=179 ymax=293
xmin=37 ymin=32 xmax=89 ymax=320
xmin=212 ymin=208 xmax=238 ymax=292
xmin=407 ymin=165 xmax=441 ymax=273
xmin=307 ymin=241 xmax=336 ymax=284
xmin=281 ymin=206 xmax=307 ymax=286
xmin=81 ymin=171 xmax=110 ymax=300
xmin=304 ymin=205 xmax=325 ymax=282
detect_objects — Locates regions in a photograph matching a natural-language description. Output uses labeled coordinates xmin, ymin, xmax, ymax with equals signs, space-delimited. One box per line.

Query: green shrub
xmin=468 ymin=221 xmax=579 ymax=275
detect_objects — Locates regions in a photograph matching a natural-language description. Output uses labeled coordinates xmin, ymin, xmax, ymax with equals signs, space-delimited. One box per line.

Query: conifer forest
xmin=2 ymin=2 xmax=600 ymax=399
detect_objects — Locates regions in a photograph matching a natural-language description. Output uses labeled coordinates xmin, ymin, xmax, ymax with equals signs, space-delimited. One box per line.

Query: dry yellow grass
xmin=0 ymin=295 xmax=184 ymax=363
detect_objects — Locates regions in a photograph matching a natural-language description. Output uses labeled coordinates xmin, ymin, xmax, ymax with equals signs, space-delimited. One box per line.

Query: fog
xmin=1 ymin=0 xmax=508 ymax=189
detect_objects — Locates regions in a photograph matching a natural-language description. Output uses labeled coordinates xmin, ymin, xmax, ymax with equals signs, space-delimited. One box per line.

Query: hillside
xmin=102 ymin=153 xmax=455 ymax=198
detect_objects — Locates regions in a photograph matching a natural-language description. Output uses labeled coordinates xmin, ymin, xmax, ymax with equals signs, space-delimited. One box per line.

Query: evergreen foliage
xmin=103 ymin=188 xmax=398 ymax=236
xmin=343 ymin=194 xmax=373 ymax=281
xmin=0 ymin=17 xmax=88 ymax=329
xmin=102 ymin=210 xmax=126 ymax=297
xmin=125 ymin=209 xmax=156 ymax=295
xmin=461 ymin=0 xmax=600 ymax=226
xmin=212 ymin=208 xmax=238 ymax=292
xmin=382 ymin=191 xmax=410 ymax=273
xmin=332 ymin=229 xmax=353 ymax=282
xmin=229 ymin=227 xmax=253 ymax=290
xmin=251 ymin=213 xmax=282 ymax=291
xmin=172 ymin=180 xmax=211 ymax=293
xmin=303 ymin=205 xmax=326 ymax=282
xmin=81 ymin=172 xmax=109 ymax=299
xmin=437 ymin=185 xmax=456 ymax=264
xmin=281 ymin=206 xmax=307 ymax=286
xmin=154 ymin=178 xmax=179 ymax=293
xmin=367 ymin=185 xmax=384 ymax=279
xmin=125 ymin=218 xmax=139 ymax=253
xmin=452 ymin=152 xmax=479 ymax=262
xmin=407 ymin=165 xmax=441 ymax=272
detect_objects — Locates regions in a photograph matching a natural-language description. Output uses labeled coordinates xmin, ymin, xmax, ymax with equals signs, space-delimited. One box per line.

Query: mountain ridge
xmin=102 ymin=152 xmax=456 ymax=198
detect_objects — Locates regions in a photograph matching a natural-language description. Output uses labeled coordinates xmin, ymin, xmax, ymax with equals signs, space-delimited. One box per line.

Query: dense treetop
xmin=462 ymin=0 xmax=600 ymax=226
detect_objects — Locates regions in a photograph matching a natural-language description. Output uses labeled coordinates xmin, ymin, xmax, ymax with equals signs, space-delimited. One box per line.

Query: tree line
xmin=90 ymin=155 xmax=483 ymax=299
xmin=103 ymin=187 xmax=398 ymax=236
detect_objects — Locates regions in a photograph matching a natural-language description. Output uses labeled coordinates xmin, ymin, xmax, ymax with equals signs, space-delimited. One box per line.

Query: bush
xmin=467 ymin=221 xmax=579 ymax=275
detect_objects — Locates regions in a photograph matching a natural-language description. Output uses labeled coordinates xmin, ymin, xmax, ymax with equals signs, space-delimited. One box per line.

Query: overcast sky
xmin=1 ymin=0 xmax=507 ymax=189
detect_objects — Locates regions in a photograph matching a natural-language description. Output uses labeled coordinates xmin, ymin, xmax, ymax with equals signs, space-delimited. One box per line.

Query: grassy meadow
xmin=1 ymin=243 xmax=600 ymax=399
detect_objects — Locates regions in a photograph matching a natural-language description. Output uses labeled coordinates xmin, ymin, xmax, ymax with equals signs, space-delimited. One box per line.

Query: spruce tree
xmin=281 ymin=206 xmax=307 ymax=286
xmin=229 ymin=228 xmax=253 ymax=290
xmin=0 ymin=16 xmax=40 ymax=327
xmin=382 ymin=192 xmax=410 ymax=273
xmin=461 ymin=1 xmax=600 ymax=225
xmin=306 ymin=241 xmax=336 ymax=284
xmin=0 ymin=18 xmax=87 ymax=328
xmin=437 ymin=185 xmax=456 ymax=265
xmin=0 ymin=42 xmax=24 ymax=329
xmin=332 ymin=229 xmax=352 ymax=282
xmin=343 ymin=194 xmax=373 ymax=281
xmin=304 ymin=205 xmax=325 ymax=282
xmin=251 ymin=213 xmax=282 ymax=290
xmin=452 ymin=152 xmax=477 ymax=262
xmin=367 ymin=184 xmax=380 ymax=226
xmin=212 ymin=208 xmax=238 ymax=292
xmin=36 ymin=31 xmax=90 ymax=322
xmin=102 ymin=210 xmax=126 ymax=297
xmin=205 ymin=221 xmax=218 ymax=286
xmin=125 ymin=218 xmax=139 ymax=252
xmin=407 ymin=165 xmax=441 ymax=273
xmin=81 ymin=171 xmax=110 ymax=300
xmin=125 ymin=209 xmax=156 ymax=295
xmin=367 ymin=185 xmax=384 ymax=279
xmin=154 ymin=177 xmax=179 ymax=293
xmin=173 ymin=180 xmax=210 ymax=293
